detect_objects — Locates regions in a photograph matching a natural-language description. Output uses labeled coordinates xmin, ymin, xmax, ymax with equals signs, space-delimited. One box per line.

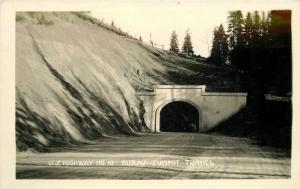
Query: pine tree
xmin=227 ymin=11 xmax=244 ymax=49
xmin=260 ymin=12 xmax=271 ymax=45
xmin=181 ymin=29 xmax=194 ymax=56
xmin=227 ymin=10 xmax=244 ymax=68
xmin=210 ymin=24 xmax=228 ymax=65
xmin=211 ymin=28 xmax=221 ymax=64
xmin=218 ymin=24 xmax=229 ymax=64
xmin=244 ymin=12 xmax=253 ymax=47
xmin=242 ymin=12 xmax=254 ymax=71
xmin=169 ymin=31 xmax=179 ymax=53
xmin=252 ymin=11 xmax=262 ymax=45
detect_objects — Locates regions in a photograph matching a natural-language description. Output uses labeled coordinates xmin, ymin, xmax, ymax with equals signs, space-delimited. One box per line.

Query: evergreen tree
xmin=169 ymin=31 xmax=179 ymax=53
xmin=218 ymin=24 xmax=228 ymax=64
xmin=227 ymin=11 xmax=244 ymax=49
xmin=244 ymin=12 xmax=253 ymax=48
xmin=181 ymin=29 xmax=194 ymax=56
xmin=260 ymin=12 xmax=271 ymax=45
xmin=252 ymin=11 xmax=262 ymax=46
xmin=211 ymin=28 xmax=221 ymax=64
xmin=261 ymin=12 xmax=268 ymax=36
xmin=210 ymin=24 xmax=228 ymax=65
xmin=227 ymin=11 xmax=244 ymax=68
xmin=242 ymin=12 xmax=254 ymax=71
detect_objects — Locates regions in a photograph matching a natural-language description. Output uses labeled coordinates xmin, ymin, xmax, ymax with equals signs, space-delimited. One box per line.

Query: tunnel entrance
xmin=160 ymin=101 xmax=199 ymax=132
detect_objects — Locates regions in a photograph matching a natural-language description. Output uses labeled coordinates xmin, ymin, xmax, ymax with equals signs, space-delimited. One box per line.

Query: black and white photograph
xmin=1 ymin=0 xmax=300 ymax=187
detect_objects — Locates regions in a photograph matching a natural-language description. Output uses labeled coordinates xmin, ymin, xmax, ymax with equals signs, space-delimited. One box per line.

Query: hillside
xmin=16 ymin=12 xmax=241 ymax=151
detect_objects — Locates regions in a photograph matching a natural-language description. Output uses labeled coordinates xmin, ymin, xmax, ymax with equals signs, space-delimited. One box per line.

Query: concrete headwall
xmin=138 ymin=85 xmax=247 ymax=132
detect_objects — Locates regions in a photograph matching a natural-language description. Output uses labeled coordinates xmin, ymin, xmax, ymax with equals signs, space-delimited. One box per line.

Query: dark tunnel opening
xmin=160 ymin=101 xmax=199 ymax=132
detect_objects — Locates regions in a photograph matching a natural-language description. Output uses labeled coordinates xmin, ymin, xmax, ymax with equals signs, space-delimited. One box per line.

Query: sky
xmin=90 ymin=1 xmax=273 ymax=57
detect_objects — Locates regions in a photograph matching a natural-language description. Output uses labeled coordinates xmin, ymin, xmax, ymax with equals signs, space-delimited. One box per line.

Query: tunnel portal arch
xmin=155 ymin=99 xmax=202 ymax=132
xmin=159 ymin=101 xmax=200 ymax=132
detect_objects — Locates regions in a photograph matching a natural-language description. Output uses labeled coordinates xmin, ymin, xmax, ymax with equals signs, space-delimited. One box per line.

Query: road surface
xmin=16 ymin=132 xmax=290 ymax=179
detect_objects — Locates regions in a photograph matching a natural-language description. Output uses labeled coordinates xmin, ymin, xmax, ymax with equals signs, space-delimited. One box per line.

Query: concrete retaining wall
xmin=138 ymin=85 xmax=247 ymax=132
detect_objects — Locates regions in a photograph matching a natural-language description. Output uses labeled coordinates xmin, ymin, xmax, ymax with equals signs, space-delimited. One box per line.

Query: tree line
xmin=211 ymin=10 xmax=273 ymax=67
xmin=211 ymin=10 xmax=291 ymax=97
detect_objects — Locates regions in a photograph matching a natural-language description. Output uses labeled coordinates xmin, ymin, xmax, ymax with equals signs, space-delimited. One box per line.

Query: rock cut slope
xmin=16 ymin=12 xmax=240 ymax=151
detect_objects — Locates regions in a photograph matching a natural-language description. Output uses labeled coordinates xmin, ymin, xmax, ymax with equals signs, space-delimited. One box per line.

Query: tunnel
xmin=160 ymin=101 xmax=199 ymax=132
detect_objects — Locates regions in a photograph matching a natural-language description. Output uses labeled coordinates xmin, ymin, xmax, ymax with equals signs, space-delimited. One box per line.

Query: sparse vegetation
xmin=37 ymin=15 xmax=54 ymax=26
xmin=26 ymin=12 xmax=54 ymax=26
xmin=72 ymin=12 xmax=138 ymax=40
